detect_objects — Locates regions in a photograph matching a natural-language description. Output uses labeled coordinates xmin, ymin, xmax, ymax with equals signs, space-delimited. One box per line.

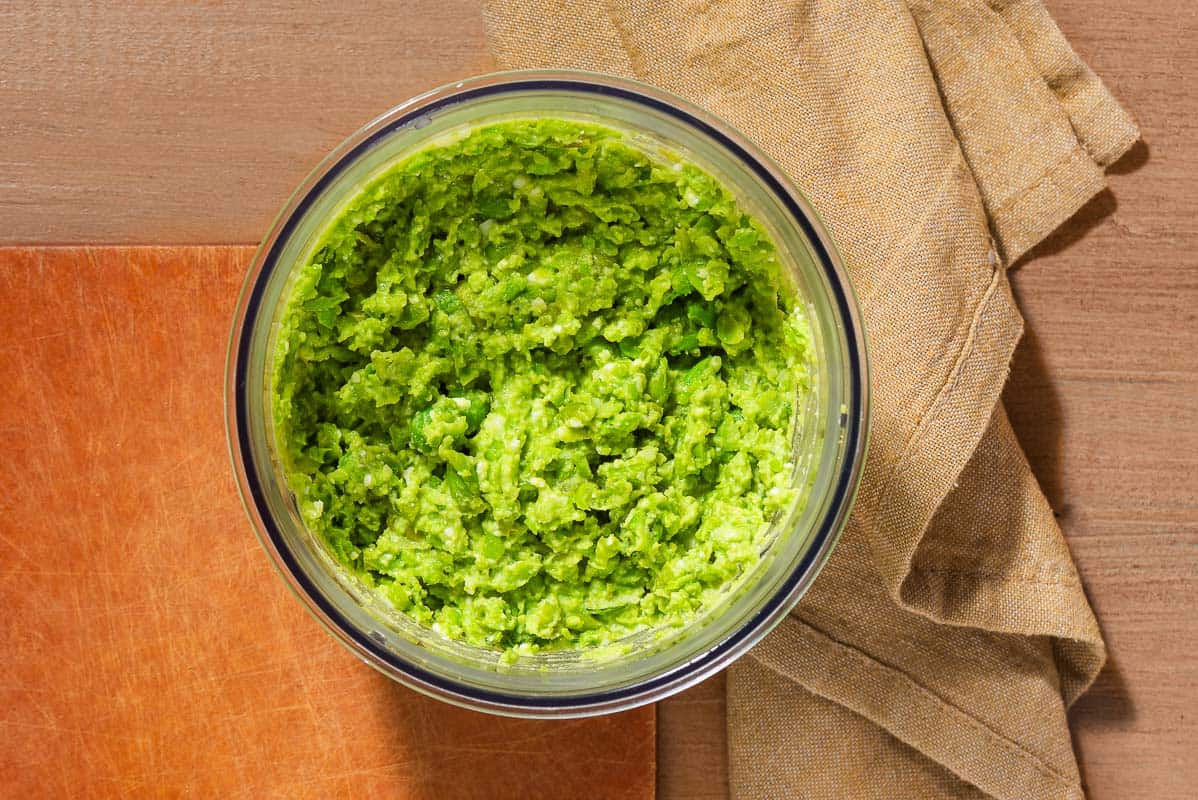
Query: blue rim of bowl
xmin=230 ymin=73 xmax=866 ymax=714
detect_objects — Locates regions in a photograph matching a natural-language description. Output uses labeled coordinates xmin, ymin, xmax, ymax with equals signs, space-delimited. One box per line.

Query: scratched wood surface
xmin=1 ymin=2 xmax=1195 ymax=799
xmin=0 ymin=247 xmax=656 ymax=800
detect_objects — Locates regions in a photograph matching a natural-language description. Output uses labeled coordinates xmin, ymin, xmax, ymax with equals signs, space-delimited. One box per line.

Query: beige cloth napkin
xmin=481 ymin=1 xmax=1138 ymax=797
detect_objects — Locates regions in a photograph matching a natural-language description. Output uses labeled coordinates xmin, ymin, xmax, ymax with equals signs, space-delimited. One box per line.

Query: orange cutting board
xmin=0 ymin=247 xmax=655 ymax=799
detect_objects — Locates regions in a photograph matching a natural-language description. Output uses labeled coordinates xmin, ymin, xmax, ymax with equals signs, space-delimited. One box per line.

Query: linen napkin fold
xmin=481 ymin=1 xmax=1138 ymax=797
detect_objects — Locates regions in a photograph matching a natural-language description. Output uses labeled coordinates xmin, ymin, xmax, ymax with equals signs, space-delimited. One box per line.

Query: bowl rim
xmin=225 ymin=68 xmax=870 ymax=717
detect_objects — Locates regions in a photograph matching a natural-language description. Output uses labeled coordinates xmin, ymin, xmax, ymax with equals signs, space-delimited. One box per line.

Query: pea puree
xmin=272 ymin=119 xmax=814 ymax=656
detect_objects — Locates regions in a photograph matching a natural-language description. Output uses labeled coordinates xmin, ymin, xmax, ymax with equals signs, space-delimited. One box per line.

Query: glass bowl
xmin=225 ymin=70 xmax=868 ymax=718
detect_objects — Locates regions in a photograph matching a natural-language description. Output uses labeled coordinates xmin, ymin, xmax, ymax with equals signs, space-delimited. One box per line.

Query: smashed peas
xmin=272 ymin=119 xmax=814 ymax=655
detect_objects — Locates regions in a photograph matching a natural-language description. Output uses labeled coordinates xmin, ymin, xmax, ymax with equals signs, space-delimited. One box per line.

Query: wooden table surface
xmin=3 ymin=2 xmax=1195 ymax=798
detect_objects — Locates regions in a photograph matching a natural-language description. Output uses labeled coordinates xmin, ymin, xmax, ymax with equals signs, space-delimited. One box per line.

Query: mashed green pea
xmin=272 ymin=119 xmax=814 ymax=656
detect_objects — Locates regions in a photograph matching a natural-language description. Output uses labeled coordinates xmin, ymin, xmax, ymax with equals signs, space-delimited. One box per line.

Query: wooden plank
xmin=0 ymin=246 xmax=655 ymax=800
xmin=1004 ymin=3 xmax=1198 ymax=798
xmin=1 ymin=2 xmax=1194 ymax=798
xmin=657 ymin=674 xmax=728 ymax=800
xmin=0 ymin=2 xmax=494 ymax=244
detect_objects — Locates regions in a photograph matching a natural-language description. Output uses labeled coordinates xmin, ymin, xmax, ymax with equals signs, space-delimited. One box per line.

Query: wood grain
xmin=1009 ymin=218 xmax=1198 ymax=799
xmin=0 ymin=2 xmax=494 ymax=244
xmin=1004 ymin=5 xmax=1198 ymax=796
xmin=0 ymin=247 xmax=655 ymax=800
xmin=1 ymin=2 xmax=1195 ymax=799
xmin=656 ymin=674 xmax=727 ymax=800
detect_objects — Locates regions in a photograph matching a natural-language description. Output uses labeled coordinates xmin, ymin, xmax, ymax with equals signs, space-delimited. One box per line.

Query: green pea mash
xmin=272 ymin=119 xmax=814 ymax=656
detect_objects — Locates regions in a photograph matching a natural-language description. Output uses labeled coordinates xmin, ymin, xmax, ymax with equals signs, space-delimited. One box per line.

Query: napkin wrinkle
xmin=746 ymin=618 xmax=1081 ymax=800
xmin=984 ymin=0 xmax=1139 ymax=167
xmin=908 ymin=0 xmax=1136 ymax=262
